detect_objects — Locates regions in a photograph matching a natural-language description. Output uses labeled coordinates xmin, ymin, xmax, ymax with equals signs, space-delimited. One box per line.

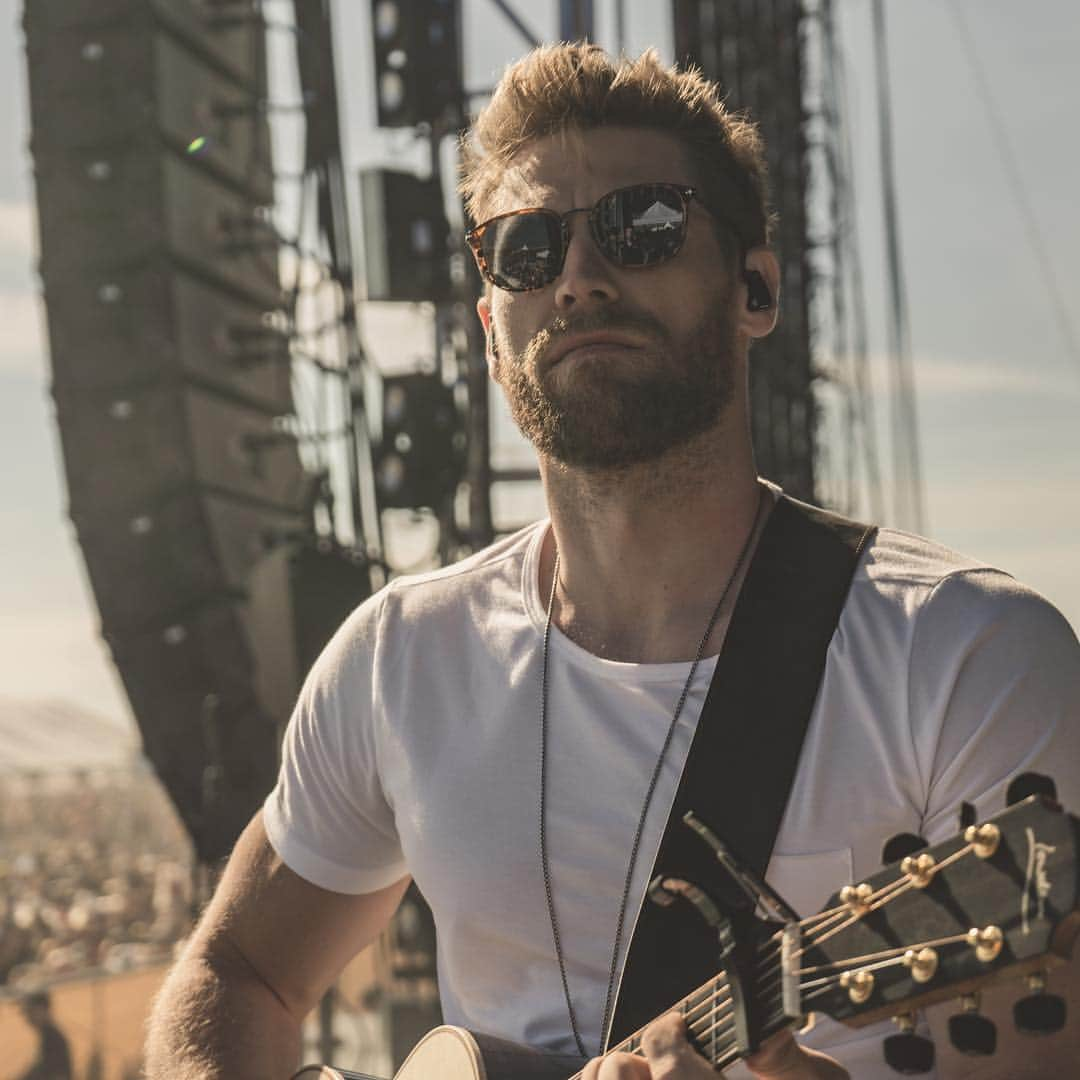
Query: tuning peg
xmin=948 ymin=993 xmax=996 ymax=1055
xmin=1014 ymin=971 xmax=1067 ymax=1035
xmin=1006 ymin=772 xmax=1058 ymax=806
xmin=958 ymin=801 xmax=976 ymax=830
xmin=883 ymin=1013 xmax=935 ymax=1074
xmin=881 ymin=832 xmax=928 ymax=866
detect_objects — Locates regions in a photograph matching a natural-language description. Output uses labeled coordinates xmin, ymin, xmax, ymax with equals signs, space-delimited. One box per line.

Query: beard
xmin=493 ymin=295 xmax=739 ymax=469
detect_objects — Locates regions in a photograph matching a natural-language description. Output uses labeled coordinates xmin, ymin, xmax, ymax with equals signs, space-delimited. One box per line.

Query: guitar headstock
xmin=629 ymin=788 xmax=1077 ymax=1077
xmin=795 ymin=795 xmax=1080 ymax=1029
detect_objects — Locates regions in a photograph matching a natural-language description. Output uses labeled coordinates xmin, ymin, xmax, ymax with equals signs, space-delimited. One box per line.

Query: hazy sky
xmin=1 ymin=0 xmax=1077 ymax=727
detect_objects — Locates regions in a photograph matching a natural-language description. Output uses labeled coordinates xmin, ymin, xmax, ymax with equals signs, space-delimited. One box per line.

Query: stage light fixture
xmin=374 ymin=373 xmax=466 ymax=511
xmin=359 ymin=169 xmax=453 ymax=302
xmin=369 ymin=0 xmax=462 ymax=129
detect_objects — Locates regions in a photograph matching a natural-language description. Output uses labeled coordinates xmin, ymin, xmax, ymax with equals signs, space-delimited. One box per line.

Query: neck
xmin=538 ymin=428 xmax=768 ymax=663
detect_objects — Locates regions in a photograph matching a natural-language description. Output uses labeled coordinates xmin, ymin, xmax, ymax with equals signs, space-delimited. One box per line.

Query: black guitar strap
xmin=608 ymin=494 xmax=876 ymax=1046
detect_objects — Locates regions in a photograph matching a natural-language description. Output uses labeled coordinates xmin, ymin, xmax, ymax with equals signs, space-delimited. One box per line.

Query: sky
xmin=0 ymin=0 xmax=1077 ymax=730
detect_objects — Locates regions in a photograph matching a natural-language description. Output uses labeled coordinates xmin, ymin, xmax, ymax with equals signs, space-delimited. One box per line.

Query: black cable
xmin=486 ymin=0 xmax=543 ymax=48
xmin=871 ymin=0 xmax=927 ymax=532
xmin=946 ymin=0 xmax=1080 ymax=374
xmin=824 ymin=0 xmax=885 ymax=522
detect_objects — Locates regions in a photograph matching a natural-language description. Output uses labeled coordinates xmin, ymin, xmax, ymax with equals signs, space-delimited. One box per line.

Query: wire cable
xmin=825 ymin=0 xmax=885 ymax=522
xmin=871 ymin=0 xmax=927 ymax=532
xmin=946 ymin=0 xmax=1080 ymax=374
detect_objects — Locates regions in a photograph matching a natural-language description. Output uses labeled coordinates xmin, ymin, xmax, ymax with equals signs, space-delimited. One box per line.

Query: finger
xmin=582 ymin=1051 xmax=651 ymax=1080
xmin=744 ymin=1029 xmax=850 ymax=1079
xmin=639 ymin=1012 xmax=715 ymax=1078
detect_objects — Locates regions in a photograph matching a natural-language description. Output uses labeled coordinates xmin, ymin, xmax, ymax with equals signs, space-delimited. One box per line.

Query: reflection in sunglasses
xmin=467 ymin=182 xmax=702 ymax=292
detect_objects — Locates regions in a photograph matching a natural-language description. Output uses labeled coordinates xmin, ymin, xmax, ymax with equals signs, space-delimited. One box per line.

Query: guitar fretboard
xmin=565 ymin=969 xmax=746 ymax=1077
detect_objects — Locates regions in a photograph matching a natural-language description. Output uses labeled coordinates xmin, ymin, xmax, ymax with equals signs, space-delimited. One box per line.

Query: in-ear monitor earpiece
xmin=744 ymin=270 xmax=772 ymax=312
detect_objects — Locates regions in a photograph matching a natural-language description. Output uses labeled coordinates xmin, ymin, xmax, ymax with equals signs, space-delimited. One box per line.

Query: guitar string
xmin=685 ymin=910 xmax=984 ymax=1045
xmin=563 ymin=989 xmax=781 ymax=1078
xmin=566 ymin=920 xmax=984 ymax=1080
xmin=561 ymin=803 xmax=989 ymax=1071
xmin=784 ymin=875 xmax=913 ymax=954
xmin=798 ymin=931 xmax=975 ymax=1001
xmin=588 ymin=917 xmax=831 ymax=1069
xmin=721 ymin=833 xmax=982 ymax=969
xmin=615 ymin=867 xmax=909 ymax=1052
xmin=682 ymin=913 xmax=986 ymax=1053
xmin=678 ymin=840 xmax=979 ymax=1026
xmin=788 ymin=838 xmax=980 ymax=959
xmin=564 ymin=820 xmax=989 ymax=1072
xmin=794 ymin=931 xmax=974 ymax=980
xmin=579 ymin=951 xmax=787 ymax=1074
xmin=560 ymin=953 xmax=784 ymax=1078
xmin=579 ymin=914 xmax=989 ymax=1077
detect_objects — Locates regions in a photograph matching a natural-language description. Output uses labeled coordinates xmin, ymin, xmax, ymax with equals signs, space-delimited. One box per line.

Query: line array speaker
xmin=24 ymin=0 xmax=312 ymax=861
xmin=673 ymin=0 xmax=816 ymax=502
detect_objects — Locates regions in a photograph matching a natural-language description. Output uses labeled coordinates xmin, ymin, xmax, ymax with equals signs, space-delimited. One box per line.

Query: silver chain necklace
xmin=538 ymin=485 xmax=767 ymax=1059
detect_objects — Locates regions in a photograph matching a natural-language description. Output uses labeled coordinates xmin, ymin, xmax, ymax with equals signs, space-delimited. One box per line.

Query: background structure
xmin=4 ymin=1 xmax=1076 ymax=730
xmin=1 ymin=1 xmax=1078 ymax=1070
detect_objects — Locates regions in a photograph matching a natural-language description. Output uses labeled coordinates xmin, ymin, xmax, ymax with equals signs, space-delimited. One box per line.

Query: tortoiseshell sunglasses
xmin=466 ymin=182 xmax=717 ymax=292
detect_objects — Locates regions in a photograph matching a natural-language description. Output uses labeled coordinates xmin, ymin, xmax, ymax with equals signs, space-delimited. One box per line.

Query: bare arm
xmin=144 ymin=810 xmax=410 ymax=1080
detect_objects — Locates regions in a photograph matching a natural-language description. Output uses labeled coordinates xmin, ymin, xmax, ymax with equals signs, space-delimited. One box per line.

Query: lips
xmin=548 ymin=332 xmax=645 ymax=366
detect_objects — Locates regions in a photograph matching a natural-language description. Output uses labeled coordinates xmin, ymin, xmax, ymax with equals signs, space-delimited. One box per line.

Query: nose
xmin=553 ymin=214 xmax=619 ymax=311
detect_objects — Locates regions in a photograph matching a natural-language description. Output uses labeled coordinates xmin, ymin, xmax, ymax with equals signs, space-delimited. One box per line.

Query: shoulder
xmin=849 ymin=526 xmax=1074 ymax=645
xmin=855 ymin=528 xmax=1079 ymax=821
xmin=377 ymin=520 xmax=542 ymax=622
xmin=843 ymin=525 xmax=1080 ymax=704
xmin=860 ymin=525 xmax=1004 ymax=591
xmin=297 ymin=521 xmax=543 ymax=694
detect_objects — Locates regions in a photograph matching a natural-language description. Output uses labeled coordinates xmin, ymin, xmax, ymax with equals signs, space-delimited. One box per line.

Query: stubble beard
xmin=495 ymin=299 xmax=739 ymax=470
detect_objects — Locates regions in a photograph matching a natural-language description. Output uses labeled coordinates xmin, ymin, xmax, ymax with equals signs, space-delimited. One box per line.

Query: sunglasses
xmin=466 ymin=182 xmax=715 ymax=293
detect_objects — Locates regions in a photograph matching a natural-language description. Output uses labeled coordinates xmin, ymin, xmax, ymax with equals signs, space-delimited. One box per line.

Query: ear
xmin=737 ymin=247 xmax=781 ymax=340
xmin=476 ymin=294 xmax=498 ymax=377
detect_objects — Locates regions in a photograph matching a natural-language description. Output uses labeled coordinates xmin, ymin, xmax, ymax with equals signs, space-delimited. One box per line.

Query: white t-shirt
xmin=263 ymin=513 xmax=1080 ymax=1077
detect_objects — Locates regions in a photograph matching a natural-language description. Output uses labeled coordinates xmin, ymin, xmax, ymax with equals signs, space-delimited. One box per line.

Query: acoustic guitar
xmin=294 ymin=792 xmax=1079 ymax=1079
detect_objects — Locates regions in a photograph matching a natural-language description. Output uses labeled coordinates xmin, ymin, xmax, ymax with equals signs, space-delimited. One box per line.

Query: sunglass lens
xmin=595 ymin=184 xmax=688 ymax=267
xmin=482 ymin=212 xmax=563 ymax=291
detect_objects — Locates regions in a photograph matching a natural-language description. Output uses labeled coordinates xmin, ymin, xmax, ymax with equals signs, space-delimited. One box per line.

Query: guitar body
xmin=296 ymin=795 xmax=1080 ymax=1080
xmin=295 ymin=1027 xmax=586 ymax=1080
xmin=395 ymin=1026 xmax=585 ymax=1080
xmin=392 ymin=1025 xmax=484 ymax=1079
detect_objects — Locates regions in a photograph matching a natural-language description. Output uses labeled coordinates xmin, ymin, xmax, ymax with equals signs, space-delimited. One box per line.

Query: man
xmin=145 ymin=45 xmax=1079 ymax=1079
xmin=18 ymin=990 xmax=73 ymax=1080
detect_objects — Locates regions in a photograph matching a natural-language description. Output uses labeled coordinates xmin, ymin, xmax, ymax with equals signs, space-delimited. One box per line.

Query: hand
xmin=744 ymin=1028 xmax=849 ymax=1079
xmin=581 ymin=1013 xmax=849 ymax=1079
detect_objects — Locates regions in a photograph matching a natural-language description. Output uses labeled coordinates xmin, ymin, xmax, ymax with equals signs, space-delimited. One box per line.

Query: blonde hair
xmin=459 ymin=44 xmax=774 ymax=251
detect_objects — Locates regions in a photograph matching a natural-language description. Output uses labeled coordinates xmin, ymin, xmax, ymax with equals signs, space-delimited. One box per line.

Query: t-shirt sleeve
xmin=263 ymin=591 xmax=409 ymax=894
xmin=783 ymin=570 xmax=1080 ymax=1080
xmin=906 ymin=568 xmax=1080 ymax=843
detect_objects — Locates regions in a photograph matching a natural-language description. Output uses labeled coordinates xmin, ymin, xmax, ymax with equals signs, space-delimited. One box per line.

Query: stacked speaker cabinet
xmin=24 ymin=0 xmax=309 ymax=862
xmin=673 ymin=0 xmax=817 ymax=503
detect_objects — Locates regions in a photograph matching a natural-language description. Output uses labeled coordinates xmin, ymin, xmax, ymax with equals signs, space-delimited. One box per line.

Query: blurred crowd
xmin=0 ymin=764 xmax=194 ymax=989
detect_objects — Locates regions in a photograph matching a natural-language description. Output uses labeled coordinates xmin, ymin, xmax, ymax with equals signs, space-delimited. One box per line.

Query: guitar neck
xmin=572 ymin=961 xmax=792 ymax=1077
xmin=383 ymin=794 xmax=1079 ymax=1080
